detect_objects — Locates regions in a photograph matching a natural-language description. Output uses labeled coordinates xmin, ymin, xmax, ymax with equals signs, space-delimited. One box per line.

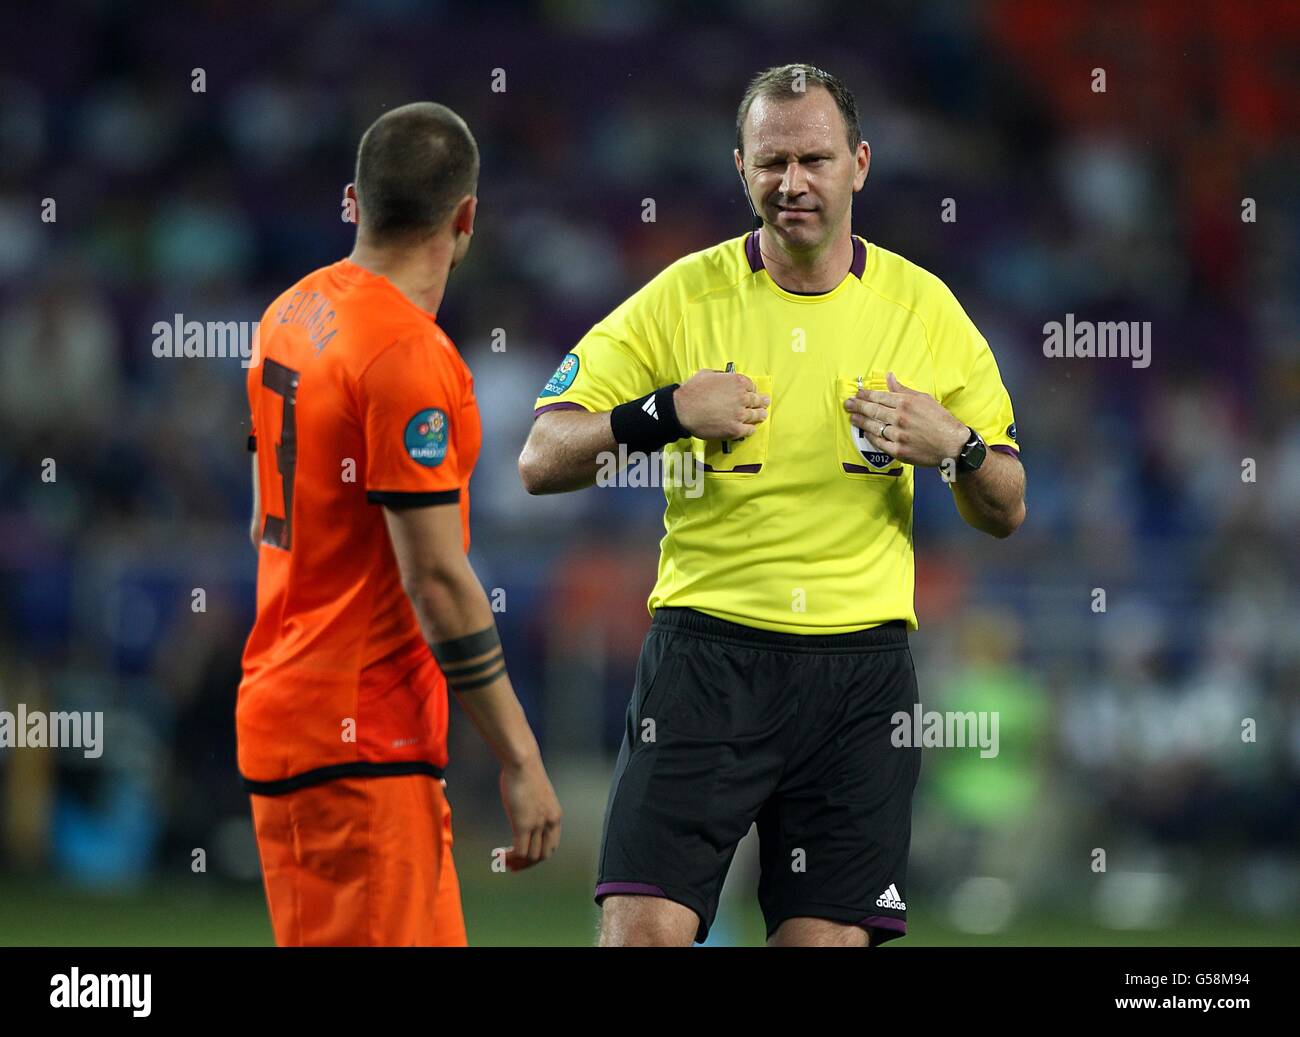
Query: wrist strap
xmin=610 ymin=385 xmax=687 ymax=454
xmin=955 ymin=427 xmax=984 ymax=473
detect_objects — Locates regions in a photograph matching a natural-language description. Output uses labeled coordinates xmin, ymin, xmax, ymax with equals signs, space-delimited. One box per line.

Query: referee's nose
xmin=780 ymin=159 xmax=809 ymax=199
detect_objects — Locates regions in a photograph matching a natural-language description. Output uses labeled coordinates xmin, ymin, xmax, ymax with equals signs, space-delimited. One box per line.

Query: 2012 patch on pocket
xmin=838 ymin=375 xmax=904 ymax=477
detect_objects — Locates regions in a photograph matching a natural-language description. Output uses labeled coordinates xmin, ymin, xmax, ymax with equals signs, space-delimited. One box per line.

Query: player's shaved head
xmin=354 ymin=102 xmax=479 ymax=246
xmin=736 ymin=64 xmax=861 ymax=158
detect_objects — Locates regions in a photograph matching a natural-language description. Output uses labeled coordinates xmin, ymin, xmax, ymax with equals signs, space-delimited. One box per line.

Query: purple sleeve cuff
xmin=990 ymin=444 xmax=1020 ymax=457
xmin=533 ymin=401 xmax=589 ymax=418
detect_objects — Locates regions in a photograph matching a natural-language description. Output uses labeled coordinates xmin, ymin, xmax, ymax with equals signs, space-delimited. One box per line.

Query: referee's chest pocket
xmin=699 ymin=374 xmax=772 ymax=476
xmin=835 ymin=374 xmax=905 ymax=480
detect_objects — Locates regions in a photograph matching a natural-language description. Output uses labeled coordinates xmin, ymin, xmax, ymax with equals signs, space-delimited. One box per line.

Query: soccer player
xmin=239 ymin=103 xmax=561 ymax=946
xmin=518 ymin=64 xmax=1025 ymax=947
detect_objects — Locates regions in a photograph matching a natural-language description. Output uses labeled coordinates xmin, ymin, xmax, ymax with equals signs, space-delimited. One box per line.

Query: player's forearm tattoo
xmin=430 ymin=626 xmax=507 ymax=692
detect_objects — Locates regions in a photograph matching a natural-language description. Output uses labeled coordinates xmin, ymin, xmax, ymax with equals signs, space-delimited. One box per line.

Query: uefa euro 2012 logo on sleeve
xmin=540 ymin=353 xmax=580 ymax=398
xmin=405 ymin=408 xmax=449 ymax=467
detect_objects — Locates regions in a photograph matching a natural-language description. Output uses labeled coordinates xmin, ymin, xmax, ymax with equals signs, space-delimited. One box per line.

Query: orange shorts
xmin=250 ymin=772 xmax=466 ymax=946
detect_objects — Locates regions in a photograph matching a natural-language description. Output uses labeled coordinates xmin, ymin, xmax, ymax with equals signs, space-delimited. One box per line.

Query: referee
xmin=519 ymin=64 xmax=1025 ymax=947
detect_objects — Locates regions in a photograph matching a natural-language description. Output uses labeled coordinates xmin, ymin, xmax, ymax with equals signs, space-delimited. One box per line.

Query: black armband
xmin=430 ymin=626 xmax=507 ymax=692
xmin=610 ymin=385 xmax=687 ymax=455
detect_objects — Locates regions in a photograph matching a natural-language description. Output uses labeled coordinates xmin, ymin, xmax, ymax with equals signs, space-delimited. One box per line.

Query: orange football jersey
xmin=238 ymin=258 xmax=481 ymax=790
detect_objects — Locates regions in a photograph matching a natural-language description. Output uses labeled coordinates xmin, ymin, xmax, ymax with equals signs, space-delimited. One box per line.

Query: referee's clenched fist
xmin=674 ymin=369 xmax=770 ymax=441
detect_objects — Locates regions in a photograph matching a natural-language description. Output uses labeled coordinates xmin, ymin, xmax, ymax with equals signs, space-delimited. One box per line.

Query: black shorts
xmin=595 ymin=607 xmax=921 ymax=945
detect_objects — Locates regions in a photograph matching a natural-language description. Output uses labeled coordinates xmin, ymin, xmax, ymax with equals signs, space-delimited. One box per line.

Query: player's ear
xmin=452 ymin=194 xmax=477 ymax=238
xmin=343 ymin=182 xmax=359 ymax=224
xmin=853 ymin=141 xmax=870 ymax=193
xmin=733 ymin=148 xmax=745 ymax=178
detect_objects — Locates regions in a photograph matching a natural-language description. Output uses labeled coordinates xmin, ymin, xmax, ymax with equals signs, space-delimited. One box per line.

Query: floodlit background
xmin=1 ymin=1 xmax=1298 ymax=946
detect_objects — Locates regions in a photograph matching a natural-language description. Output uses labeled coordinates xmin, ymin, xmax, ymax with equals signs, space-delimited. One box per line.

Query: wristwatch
xmin=954 ymin=427 xmax=987 ymax=474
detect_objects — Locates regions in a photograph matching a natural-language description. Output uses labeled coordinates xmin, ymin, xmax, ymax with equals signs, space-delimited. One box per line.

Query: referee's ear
xmin=853 ymin=140 xmax=871 ymax=193
xmin=734 ymin=150 xmax=761 ymax=229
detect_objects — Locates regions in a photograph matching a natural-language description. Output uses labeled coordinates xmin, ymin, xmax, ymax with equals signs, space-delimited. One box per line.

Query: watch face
xmin=960 ymin=432 xmax=986 ymax=471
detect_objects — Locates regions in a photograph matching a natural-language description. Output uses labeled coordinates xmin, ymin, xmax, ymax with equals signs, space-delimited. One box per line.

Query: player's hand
xmin=844 ymin=371 xmax=969 ymax=468
xmin=499 ymin=754 xmax=562 ymax=871
xmin=672 ymin=369 xmax=769 ymax=441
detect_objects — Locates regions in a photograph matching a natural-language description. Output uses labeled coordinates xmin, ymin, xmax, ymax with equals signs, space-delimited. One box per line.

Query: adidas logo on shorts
xmin=642 ymin=396 xmax=659 ymax=420
xmin=875 ymin=883 xmax=906 ymax=910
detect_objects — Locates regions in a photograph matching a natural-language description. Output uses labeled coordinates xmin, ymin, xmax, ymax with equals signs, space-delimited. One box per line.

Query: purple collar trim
xmin=745 ymin=230 xmax=866 ymax=286
xmin=851 ymin=235 xmax=867 ymax=278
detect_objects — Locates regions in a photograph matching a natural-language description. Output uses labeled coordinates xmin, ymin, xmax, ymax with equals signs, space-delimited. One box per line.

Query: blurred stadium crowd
xmin=1 ymin=0 xmax=1297 ymax=937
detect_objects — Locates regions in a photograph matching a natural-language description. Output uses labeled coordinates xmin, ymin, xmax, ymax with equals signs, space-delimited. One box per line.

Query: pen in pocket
xmin=723 ymin=361 xmax=735 ymax=454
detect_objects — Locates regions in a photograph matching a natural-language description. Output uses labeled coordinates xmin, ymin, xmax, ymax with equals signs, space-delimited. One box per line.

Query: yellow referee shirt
xmin=533 ymin=231 xmax=1019 ymax=633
